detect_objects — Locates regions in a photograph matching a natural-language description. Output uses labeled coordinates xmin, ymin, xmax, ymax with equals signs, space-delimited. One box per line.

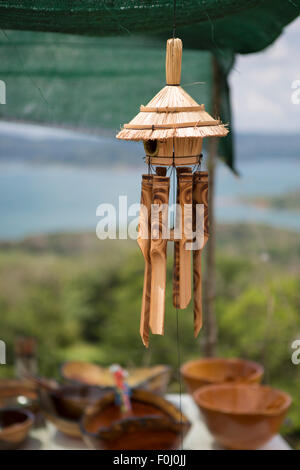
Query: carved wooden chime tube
xmin=192 ymin=171 xmax=209 ymax=337
xmin=149 ymin=173 xmax=170 ymax=335
xmin=173 ymin=168 xmax=193 ymax=309
xmin=137 ymin=174 xmax=153 ymax=347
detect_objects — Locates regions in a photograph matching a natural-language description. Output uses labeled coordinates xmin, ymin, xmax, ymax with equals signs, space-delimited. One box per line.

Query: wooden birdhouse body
xmin=145 ymin=137 xmax=203 ymax=166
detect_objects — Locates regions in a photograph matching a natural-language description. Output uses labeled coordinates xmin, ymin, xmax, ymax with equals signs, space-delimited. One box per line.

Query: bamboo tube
xmin=174 ymin=171 xmax=193 ymax=309
xmin=173 ymin=167 xmax=192 ymax=309
xmin=149 ymin=175 xmax=170 ymax=335
xmin=193 ymin=171 xmax=209 ymax=337
xmin=137 ymin=175 xmax=153 ymax=347
xmin=193 ymin=249 xmax=202 ymax=337
xmin=166 ymin=38 xmax=182 ymax=85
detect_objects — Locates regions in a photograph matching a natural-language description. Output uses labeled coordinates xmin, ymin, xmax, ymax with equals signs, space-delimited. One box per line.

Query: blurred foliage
xmin=0 ymin=224 xmax=300 ymax=438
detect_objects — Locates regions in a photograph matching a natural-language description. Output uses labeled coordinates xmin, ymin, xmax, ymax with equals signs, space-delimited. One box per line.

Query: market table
xmin=21 ymin=394 xmax=291 ymax=450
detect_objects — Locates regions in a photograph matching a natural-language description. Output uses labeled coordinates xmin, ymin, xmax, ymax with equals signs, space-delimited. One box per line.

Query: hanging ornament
xmin=117 ymin=38 xmax=228 ymax=347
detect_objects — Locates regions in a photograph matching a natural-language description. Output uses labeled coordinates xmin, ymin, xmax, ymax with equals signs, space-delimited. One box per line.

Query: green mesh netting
xmin=0 ymin=1 xmax=299 ymax=53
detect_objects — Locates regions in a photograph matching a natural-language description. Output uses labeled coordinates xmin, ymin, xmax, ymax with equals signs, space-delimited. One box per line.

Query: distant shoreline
xmin=241 ymin=191 xmax=300 ymax=212
xmin=0 ymin=129 xmax=300 ymax=169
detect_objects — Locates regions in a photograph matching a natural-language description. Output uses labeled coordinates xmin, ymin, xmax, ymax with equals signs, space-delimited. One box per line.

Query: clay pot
xmin=0 ymin=408 xmax=34 ymax=450
xmin=38 ymin=383 xmax=106 ymax=438
xmin=193 ymin=383 xmax=291 ymax=450
xmin=61 ymin=361 xmax=171 ymax=395
xmin=80 ymin=388 xmax=191 ymax=450
xmin=181 ymin=358 xmax=263 ymax=394
xmin=0 ymin=379 xmax=39 ymax=413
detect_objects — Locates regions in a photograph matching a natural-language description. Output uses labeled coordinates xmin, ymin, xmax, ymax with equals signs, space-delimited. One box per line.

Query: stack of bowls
xmin=38 ymin=382 xmax=190 ymax=449
xmin=37 ymin=363 xmax=188 ymax=449
xmin=181 ymin=357 xmax=291 ymax=450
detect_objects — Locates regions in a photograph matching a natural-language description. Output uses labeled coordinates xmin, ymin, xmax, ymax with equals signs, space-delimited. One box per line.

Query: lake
xmin=0 ymin=158 xmax=299 ymax=240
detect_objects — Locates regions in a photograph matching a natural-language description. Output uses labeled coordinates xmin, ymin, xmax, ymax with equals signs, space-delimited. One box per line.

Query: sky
xmin=230 ymin=16 xmax=300 ymax=134
xmin=0 ymin=16 xmax=299 ymax=139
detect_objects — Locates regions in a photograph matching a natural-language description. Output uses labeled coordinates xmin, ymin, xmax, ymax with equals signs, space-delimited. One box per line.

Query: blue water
xmin=0 ymin=158 xmax=299 ymax=240
xmin=215 ymin=158 xmax=300 ymax=230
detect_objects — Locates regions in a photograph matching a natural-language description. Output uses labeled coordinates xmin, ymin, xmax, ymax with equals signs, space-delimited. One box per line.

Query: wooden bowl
xmin=80 ymin=388 xmax=191 ymax=450
xmin=194 ymin=383 xmax=291 ymax=450
xmin=38 ymin=384 xmax=106 ymax=438
xmin=0 ymin=408 xmax=34 ymax=450
xmin=0 ymin=379 xmax=39 ymax=413
xmin=181 ymin=358 xmax=263 ymax=394
xmin=61 ymin=361 xmax=171 ymax=395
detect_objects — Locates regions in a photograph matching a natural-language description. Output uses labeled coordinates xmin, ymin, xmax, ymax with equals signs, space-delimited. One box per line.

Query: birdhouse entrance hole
xmin=144 ymin=140 xmax=159 ymax=157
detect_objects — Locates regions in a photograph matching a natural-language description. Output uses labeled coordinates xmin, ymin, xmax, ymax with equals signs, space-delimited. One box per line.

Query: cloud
xmin=243 ymin=90 xmax=282 ymax=116
xmin=230 ymin=17 xmax=300 ymax=133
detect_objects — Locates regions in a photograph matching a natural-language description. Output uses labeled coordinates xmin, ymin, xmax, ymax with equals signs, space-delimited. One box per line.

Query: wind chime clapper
xmin=116 ymin=38 xmax=228 ymax=347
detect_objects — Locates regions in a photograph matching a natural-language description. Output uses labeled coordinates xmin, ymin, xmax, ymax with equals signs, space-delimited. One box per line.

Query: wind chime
xmin=117 ymin=38 xmax=228 ymax=347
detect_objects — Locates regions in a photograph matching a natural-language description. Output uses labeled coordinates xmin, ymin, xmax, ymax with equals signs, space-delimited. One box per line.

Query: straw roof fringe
xmin=116 ymin=39 xmax=229 ymax=142
xmin=117 ymin=124 xmax=228 ymax=141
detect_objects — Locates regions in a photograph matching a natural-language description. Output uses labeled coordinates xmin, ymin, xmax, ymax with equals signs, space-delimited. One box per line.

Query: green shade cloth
xmin=0 ymin=1 xmax=299 ymax=53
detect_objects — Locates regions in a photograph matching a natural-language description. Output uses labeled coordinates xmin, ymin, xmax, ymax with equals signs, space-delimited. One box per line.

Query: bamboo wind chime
xmin=117 ymin=39 xmax=228 ymax=347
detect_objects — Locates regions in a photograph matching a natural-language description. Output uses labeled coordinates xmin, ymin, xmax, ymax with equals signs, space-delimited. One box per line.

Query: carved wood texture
xmin=149 ymin=175 xmax=170 ymax=335
xmin=173 ymin=168 xmax=193 ymax=309
xmin=137 ymin=174 xmax=153 ymax=347
xmin=193 ymin=171 xmax=209 ymax=337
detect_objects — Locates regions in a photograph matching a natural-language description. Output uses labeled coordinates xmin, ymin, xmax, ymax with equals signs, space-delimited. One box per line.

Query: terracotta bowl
xmin=80 ymin=388 xmax=191 ymax=450
xmin=181 ymin=358 xmax=264 ymax=394
xmin=0 ymin=407 xmax=34 ymax=450
xmin=0 ymin=379 xmax=39 ymax=414
xmin=38 ymin=384 xmax=106 ymax=438
xmin=194 ymin=383 xmax=292 ymax=450
xmin=61 ymin=361 xmax=171 ymax=395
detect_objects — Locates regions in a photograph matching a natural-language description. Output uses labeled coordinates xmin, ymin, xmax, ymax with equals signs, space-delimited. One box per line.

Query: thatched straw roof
xmin=117 ymin=38 xmax=228 ymax=142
